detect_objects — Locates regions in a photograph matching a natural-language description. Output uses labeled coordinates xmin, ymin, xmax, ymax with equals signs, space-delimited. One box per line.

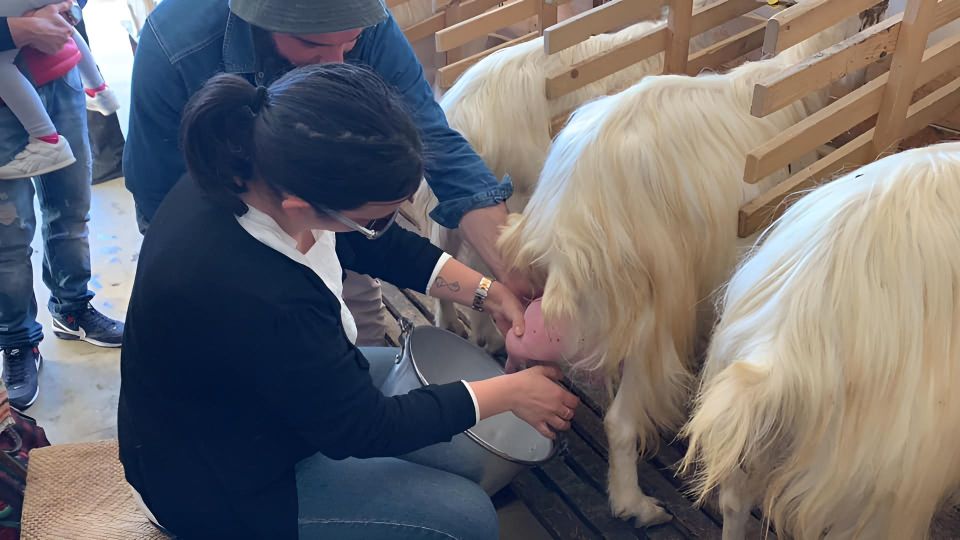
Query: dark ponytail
xmin=179 ymin=63 xmax=425 ymax=215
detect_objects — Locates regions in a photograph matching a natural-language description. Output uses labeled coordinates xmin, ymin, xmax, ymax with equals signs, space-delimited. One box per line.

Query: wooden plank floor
xmin=387 ymin=215 xmax=960 ymax=539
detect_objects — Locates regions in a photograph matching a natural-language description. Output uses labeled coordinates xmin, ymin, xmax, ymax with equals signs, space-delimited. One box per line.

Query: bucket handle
xmin=396 ymin=317 xmax=414 ymax=364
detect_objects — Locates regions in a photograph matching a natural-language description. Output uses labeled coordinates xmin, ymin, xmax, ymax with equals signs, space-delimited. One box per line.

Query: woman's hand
xmin=467 ymin=366 xmax=579 ymax=439
xmin=9 ymin=2 xmax=74 ymax=55
xmin=508 ymin=366 xmax=579 ymax=439
xmin=484 ymin=281 xmax=525 ymax=344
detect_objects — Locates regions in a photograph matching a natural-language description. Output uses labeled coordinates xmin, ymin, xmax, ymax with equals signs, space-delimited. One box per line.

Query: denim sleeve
xmin=121 ymin=20 xmax=190 ymax=222
xmin=358 ymin=15 xmax=513 ymax=229
xmin=0 ymin=18 xmax=14 ymax=52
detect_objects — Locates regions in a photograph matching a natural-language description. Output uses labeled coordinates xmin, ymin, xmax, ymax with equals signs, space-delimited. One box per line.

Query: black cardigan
xmin=117 ymin=177 xmax=476 ymax=539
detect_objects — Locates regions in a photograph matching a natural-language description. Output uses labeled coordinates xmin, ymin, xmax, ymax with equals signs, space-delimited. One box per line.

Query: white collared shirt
xmin=237 ymin=205 xmax=360 ymax=343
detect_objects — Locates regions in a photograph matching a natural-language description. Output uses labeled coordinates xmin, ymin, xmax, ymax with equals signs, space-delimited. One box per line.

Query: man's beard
xmin=252 ymin=27 xmax=295 ymax=85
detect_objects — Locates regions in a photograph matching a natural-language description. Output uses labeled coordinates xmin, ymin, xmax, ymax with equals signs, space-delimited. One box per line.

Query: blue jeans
xmin=296 ymin=347 xmax=499 ymax=540
xmin=0 ymin=68 xmax=94 ymax=348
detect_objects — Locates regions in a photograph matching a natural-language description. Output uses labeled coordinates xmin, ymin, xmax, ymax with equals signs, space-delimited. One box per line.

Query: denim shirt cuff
xmin=428 ymin=175 xmax=514 ymax=229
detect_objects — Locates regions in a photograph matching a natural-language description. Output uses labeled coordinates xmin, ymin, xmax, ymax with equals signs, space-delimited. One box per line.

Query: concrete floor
xmin=23 ymin=2 xmax=552 ymax=538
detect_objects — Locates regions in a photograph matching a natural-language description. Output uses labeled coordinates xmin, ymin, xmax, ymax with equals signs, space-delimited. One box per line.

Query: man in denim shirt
xmin=124 ymin=0 xmax=528 ymax=345
xmin=0 ymin=3 xmax=124 ymax=412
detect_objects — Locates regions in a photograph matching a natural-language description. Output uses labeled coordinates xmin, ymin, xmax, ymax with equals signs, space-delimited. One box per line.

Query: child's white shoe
xmin=86 ymin=86 xmax=120 ymax=116
xmin=0 ymin=137 xmax=76 ymax=180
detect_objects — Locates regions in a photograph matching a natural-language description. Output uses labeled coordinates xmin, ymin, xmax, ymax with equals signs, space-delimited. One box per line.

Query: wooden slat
xmin=511 ymin=470 xmax=602 ymax=539
xmin=744 ymin=30 xmax=960 ymax=183
xmin=545 ymin=25 xmax=667 ymax=99
xmin=740 ymin=130 xmax=875 ymax=236
xmin=550 ymin=109 xmax=575 ymax=137
xmin=762 ymin=0 xmax=886 ymax=56
xmin=384 ymin=314 xmax=402 ymax=347
xmin=751 ymin=14 xmax=901 ymax=117
xmin=540 ymin=0 xmax=560 ymax=30
xmin=739 ymin=75 xmax=960 ymax=236
xmin=544 ymin=0 xmax=666 ymax=54
xmin=444 ymin=0 xmax=467 ymax=63
xmin=382 ymin=283 xmax=433 ymax=327
xmin=872 ymin=0 xmax=940 ymax=154
xmin=566 ymin=403 xmax=730 ymax=536
xmin=545 ymin=0 xmax=761 ymax=100
xmin=438 ymin=31 xmax=539 ymax=89
xmin=459 ymin=0 xmax=520 ymax=20
xmin=751 ymin=0 xmax=960 ymax=118
xmin=664 ymin=0 xmax=694 ymax=73
xmin=686 ymin=19 xmax=766 ymax=75
xmin=652 ymin=443 xmax=777 ymax=538
xmin=689 ymin=0 xmax=766 ymax=36
xmin=437 ymin=0 xmax=539 ymax=52
xmin=902 ymin=73 xmax=960 ymax=141
xmin=538 ymin=456 xmax=642 ymax=538
xmin=402 ymin=288 xmax=440 ymax=324
xmin=560 ymin=374 xmax=774 ymax=538
xmin=404 ymin=12 xmax=446 ymax=43
xmin=385 ymin=0 xmax=407 ymax=7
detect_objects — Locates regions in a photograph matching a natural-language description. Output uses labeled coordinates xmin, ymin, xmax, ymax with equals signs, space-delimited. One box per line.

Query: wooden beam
xmin=414 ymin=0 xmax=506 ymax=49
xmin=872 ymin=0 xmax=939 ymax=154
xmin=437 ymin=31 xmax=539 ymax=89
xmin=739 ymin=129 xmax=876 ymax=237
xmin=751 ymin=15 xmax=901 ymax=117
xmin=539 ymin=0 xmax=559 ymax=30
xmin=437 ymin=0 xmax=539 ymax=52
xmin=762 ymin=0 xmax=886 ymax=56
xmin=543 ymin=0 xmax=665 ymax=54
xmin=385 ymin=0 xmax=407 ymax=7
xmin=739 ymin=75 xmax=960 ymax=236
xmin=686 ymin=19 xmax=766 ymax=75
xmin=751 ymin=0 xmax=960 ymax=117
xmin=744 ymin=30 xmax=960 ymax=183
xmin=447 ymin=1 xmax=467 ymax=63
xmin=550 ymin=110 xmax=574 ymax=137
xmin=689 ymin=0 xmax=767 ymax=36
xmin=664 ymin=0 xmax=694 ymax=73
xmin=459 ymin=0 xmax=514 ymax=20
xmin=902 ymin=70 xmax=960 ymax=138
xmin=404 ymin=12 xmax=446 ymax=43
xmin=545 ymin=25 xmax=666 ymax=99
xmin=545 ymin=0 xmax=760 ymax=99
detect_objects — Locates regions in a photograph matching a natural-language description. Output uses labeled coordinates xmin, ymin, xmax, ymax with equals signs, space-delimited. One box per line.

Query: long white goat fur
xmin=500 ymin=13 xmax=859 ymax=440
xmin=418 ymin=10 xmax=715 ymax=349
xmin=496 ymin=17 xmax=866 ymax=525
xmin=680 ymin=142 xmax=960 ymax=539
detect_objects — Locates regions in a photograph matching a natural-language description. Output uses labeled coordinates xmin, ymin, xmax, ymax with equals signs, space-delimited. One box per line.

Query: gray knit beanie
xmin=229 ymin=0 xmax=388 ymax=34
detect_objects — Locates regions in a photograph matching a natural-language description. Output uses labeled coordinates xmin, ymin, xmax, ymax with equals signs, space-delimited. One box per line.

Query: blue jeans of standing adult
xmin=296 ymin=347 xmax=500 ymax=540
xmin=0 ymin=68 xmax=93 ymax=348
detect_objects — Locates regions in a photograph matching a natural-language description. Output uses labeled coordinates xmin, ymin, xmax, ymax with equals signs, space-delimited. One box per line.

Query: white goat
xmin=496 ymin=5 xmax=877 ymax=526
xmin=681 ymin=142 xmax=960 ymax=540
xmin=419 ymin=3 xmax=718 ymax=352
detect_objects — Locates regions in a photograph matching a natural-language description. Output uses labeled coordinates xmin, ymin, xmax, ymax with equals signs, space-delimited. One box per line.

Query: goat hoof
xmin=613 ymin=495 xmax=672 ymax=527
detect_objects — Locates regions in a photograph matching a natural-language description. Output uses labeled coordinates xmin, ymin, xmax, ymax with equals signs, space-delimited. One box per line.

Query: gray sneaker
xmin=52 ymin=304 xmax=124 ymax=348
xmin=1 ymin=345 xmax=42 ymax=410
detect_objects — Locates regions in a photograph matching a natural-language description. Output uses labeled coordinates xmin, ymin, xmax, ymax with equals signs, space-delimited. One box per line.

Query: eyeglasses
xmin=315 ymin=204 xmax=399 ymax=240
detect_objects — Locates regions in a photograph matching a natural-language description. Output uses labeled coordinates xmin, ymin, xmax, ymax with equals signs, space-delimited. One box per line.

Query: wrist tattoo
xmin=434 ymin=277 xmax=461 ymax=292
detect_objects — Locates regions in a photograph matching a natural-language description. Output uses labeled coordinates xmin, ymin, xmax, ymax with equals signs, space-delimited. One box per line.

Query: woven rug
xmin=20 ymin=440 xmax=169 ymax=540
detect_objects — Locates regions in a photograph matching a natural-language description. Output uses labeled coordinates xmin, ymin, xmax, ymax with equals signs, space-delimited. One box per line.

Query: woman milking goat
xmin=117 ymin=63 xmax=579 ymax=540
